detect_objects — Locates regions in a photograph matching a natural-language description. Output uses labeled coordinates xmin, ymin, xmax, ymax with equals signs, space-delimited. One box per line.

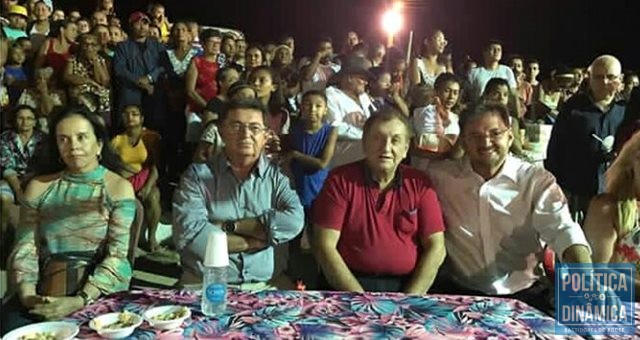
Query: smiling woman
xmin=1 ymin=107 xmax=136 ymax=336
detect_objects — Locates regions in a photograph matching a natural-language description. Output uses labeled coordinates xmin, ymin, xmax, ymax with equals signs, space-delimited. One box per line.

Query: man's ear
xmin=506 ymin=128 xmax=515 ymax=148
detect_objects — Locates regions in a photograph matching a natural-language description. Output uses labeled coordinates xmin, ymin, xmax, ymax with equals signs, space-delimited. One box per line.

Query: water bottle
xmin=201 ymin=231 xmax=229 ymax=317
xmin=202 ymin=266 xmax=227 ymax=316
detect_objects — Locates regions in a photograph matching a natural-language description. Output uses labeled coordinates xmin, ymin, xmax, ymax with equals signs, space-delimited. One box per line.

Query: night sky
xmin=64 ymin=0 xmax=638 ymax=76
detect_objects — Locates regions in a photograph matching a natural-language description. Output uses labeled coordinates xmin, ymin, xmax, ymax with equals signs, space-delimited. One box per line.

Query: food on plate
xmin=151 ymin=306 xmax=189 ymax=321
xmin=18 ymin=332 xmax=56 ymax=340
xmin=96 ymin=312 xmax=138 ymax=330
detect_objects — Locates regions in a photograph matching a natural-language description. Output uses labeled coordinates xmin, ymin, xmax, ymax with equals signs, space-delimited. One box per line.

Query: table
xmin=65 ymin=289 xmax=636 ymax=339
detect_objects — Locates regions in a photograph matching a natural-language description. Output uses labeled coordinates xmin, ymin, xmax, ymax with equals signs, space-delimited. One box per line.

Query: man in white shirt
xmin=468 ymin=40 xmax=517 ymax=102
xmin=325 ymin=57 xmax=377 ymax=167
xmin=428 ymin=102 xmax=591 ymax=313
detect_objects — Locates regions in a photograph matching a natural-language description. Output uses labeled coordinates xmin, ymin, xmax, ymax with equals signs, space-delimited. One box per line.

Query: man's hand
xmin=345 ymin=112 xmax=366 ymax=128
xmin=265 ymin=131 xmax=282 ymax=154
xmin=136 ymin=76 xmax=150 ymax=88
xmin=29 ymin=296 xmax=84 ymax=320
xmin=20 ymin=294 xmax=46 ymax=309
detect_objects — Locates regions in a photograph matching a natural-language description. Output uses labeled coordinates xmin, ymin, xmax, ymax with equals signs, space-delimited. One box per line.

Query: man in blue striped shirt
xmin=173 ymin=99 xmax=304 ymax=290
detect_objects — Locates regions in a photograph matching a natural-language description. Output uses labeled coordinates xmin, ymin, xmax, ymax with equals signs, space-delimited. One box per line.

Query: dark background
xmin=62 ymin=0 xmax=638 ymax=76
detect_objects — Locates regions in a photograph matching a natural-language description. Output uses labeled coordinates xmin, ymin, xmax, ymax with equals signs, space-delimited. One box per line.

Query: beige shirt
xmin=427 ymin=156 xmax=590 ymax=294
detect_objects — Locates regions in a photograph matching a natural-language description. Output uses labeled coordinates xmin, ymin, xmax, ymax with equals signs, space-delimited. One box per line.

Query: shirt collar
xmin=362 ymin=160 xmax=403 ymax=189
xmin=214 ymin=152 xmax=269 ymax=178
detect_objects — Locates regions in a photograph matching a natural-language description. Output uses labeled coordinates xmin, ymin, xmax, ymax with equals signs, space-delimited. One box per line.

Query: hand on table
xmin=20 ymin=294 xmax=46 ymax=309
xmin=29 ymin=296 xmax=84 ymax=320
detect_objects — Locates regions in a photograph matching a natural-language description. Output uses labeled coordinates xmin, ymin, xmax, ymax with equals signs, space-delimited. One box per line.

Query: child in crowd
xmin=369 ymin=66 xmax=409 ymax=116
xmin=411 ymin=73 xmax=461 ymax=168
xmin=285 ymin=90 xmax=338 ymax=250
xmin=481 ymin=77 xmax=527 ymax=157
xmin=3 ymin=44 xmax=28 ymax=105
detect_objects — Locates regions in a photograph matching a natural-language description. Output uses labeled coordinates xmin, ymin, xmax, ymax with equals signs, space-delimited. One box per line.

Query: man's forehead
xmin=465 ymin=113 xmax=508 ymax=131
xmin=591 ymin=56 xmax=622 ymax=75
xmin=227 ymin=109 xmax=264 ymax=122
xmin=369 ymin=119 xmax=409 ymax=136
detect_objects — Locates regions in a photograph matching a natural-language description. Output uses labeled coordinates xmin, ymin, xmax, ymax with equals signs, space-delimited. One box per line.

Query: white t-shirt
xmin=325 ymin=86 xmax=377 ymax=168
xmin=468 ymin=65 xmax=517 ymax=101
xmin=325 ymin=86 xmax=376 ymax=140
xmin=412 ymin=104 xmax=460 ymax=138
xmin=301 ymin=62 xmax=341 ymax=92
xmin=411 ymin=104 xmax=459 ymax=169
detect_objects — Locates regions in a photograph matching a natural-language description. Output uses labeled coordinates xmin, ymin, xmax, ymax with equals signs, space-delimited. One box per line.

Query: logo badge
xmin=556 ymin=263 xmax=635 ymax=335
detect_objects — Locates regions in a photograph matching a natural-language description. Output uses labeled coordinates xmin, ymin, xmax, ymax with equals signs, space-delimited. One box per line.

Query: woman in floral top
xmin=2 ymin=107 xmax=136 ymax=334
xmin=1 ymin=105 xmax=45 ymax=262
xmin=584 ymin=131 xmax=640 ymax=301
xmin=63 ymin=33 xmax=111 ymax=128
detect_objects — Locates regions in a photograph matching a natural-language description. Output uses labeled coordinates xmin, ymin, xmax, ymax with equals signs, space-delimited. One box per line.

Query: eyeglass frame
xmin=224 ymin=121 xmax=267 ymax=135
xmin=464 ymin=128 xmax=511 ymax=143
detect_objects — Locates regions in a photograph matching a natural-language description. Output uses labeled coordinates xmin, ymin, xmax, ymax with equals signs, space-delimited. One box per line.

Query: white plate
xmin=3 ymin=321 xmax=79 ymax=340
xmin=143 ymin=305 xmax=191 ymax=330
xmin=89 ymin=312 xmax=143 ymax=339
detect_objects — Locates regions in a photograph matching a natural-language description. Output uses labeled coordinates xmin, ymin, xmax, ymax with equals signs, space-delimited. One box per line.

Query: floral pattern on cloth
xmin=614 ymin=225 xmax=640 ymax=275
xmin=62 ymin=288 xmax=638 ymax=339
xmin=68 ymin=56 xmax=111 ymax=115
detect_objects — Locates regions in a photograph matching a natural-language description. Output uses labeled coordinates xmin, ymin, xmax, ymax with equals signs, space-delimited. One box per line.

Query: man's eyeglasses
xmin=225 ymin=122 xmax=266 ymax=135
xmin=466 ymin=128 xmax=510 ymax=143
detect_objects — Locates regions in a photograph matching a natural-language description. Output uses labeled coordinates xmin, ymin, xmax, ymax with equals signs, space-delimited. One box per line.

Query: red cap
xmin=128 ymin=11 xmax=150 ymax=25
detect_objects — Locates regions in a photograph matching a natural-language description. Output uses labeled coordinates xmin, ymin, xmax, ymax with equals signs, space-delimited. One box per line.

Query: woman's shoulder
xmin=104 ymin=170 xmax=135 ymax=200
xmin=24 ymin=173 xmax=63 ymax=200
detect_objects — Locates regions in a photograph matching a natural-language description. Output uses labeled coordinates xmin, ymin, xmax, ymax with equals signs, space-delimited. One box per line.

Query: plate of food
xmin=89 ymin=311 xmax=143 ymax=338
xmin=143 ymin=305 xmax=191 ymax=330
xmin=3 ymin=321 xmax=79 ymax=340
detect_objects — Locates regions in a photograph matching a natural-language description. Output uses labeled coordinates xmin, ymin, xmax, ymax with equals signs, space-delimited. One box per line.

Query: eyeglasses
xmin=225 ymin=122 xmax=266 ymax=135
xmin=466 ymin=128 xmax=510 ymax=143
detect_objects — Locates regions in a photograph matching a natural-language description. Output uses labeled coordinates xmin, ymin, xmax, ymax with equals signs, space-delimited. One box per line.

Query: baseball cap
xmin=8 ymin=5 xmax=28 ymax=19
xmin=128 ymin=11 xmax=150 ymax=25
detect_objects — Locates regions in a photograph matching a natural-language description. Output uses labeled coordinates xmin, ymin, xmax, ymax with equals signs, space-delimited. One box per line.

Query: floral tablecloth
xmin=65 ymin=288 xmax=636 ymax=339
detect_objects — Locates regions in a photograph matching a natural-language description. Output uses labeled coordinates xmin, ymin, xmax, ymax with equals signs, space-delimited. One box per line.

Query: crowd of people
xmin=1 ymin=0 xmax=640 ymax=335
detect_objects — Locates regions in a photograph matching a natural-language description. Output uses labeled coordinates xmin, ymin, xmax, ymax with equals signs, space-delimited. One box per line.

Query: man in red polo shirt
xmin=312 ymin=108 xmax=446 ymax=293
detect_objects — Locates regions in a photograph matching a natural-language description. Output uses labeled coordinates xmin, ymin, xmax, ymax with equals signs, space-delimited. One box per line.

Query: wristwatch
xmin=78 ymin=290 xmax=95 ymax=306
xmin=222 ymin=220 xmax=237 ymax=234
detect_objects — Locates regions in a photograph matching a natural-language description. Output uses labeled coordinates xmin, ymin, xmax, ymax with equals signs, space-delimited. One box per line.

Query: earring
xmin=97 ymin=154 xmax=102 ymax=161
xmin=58 ymin=156 xmax=64 ymax=164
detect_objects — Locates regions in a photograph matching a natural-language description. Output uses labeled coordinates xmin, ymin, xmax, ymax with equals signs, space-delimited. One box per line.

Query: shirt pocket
xmin=396 ymin=209 xmax=418 ymax=235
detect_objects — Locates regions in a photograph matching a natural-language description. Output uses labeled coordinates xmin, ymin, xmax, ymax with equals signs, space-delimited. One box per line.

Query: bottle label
xmin=205 ymin=283 xmax=226 ymax=303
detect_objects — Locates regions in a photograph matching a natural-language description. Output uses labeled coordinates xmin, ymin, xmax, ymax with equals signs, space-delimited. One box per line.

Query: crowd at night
xmin=1 ymin=0 xmax=639 ymax=337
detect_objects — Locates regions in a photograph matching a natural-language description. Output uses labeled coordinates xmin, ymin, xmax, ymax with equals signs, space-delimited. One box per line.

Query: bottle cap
xmin=203 ymin=230 xmax=229 ymax=267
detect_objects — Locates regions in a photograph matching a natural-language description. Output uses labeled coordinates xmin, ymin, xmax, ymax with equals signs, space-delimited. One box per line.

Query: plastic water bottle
xmin=202 ymin=266 xmax=227 ymax=316
xmin=201 ymin=231 xmax=229 ymax=317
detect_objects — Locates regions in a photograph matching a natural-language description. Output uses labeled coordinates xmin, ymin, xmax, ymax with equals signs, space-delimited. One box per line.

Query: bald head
xmin=590 ymin=55 xmax=622 ymax=74
xmin=589 ymin=54 xmax=622 ymax=103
